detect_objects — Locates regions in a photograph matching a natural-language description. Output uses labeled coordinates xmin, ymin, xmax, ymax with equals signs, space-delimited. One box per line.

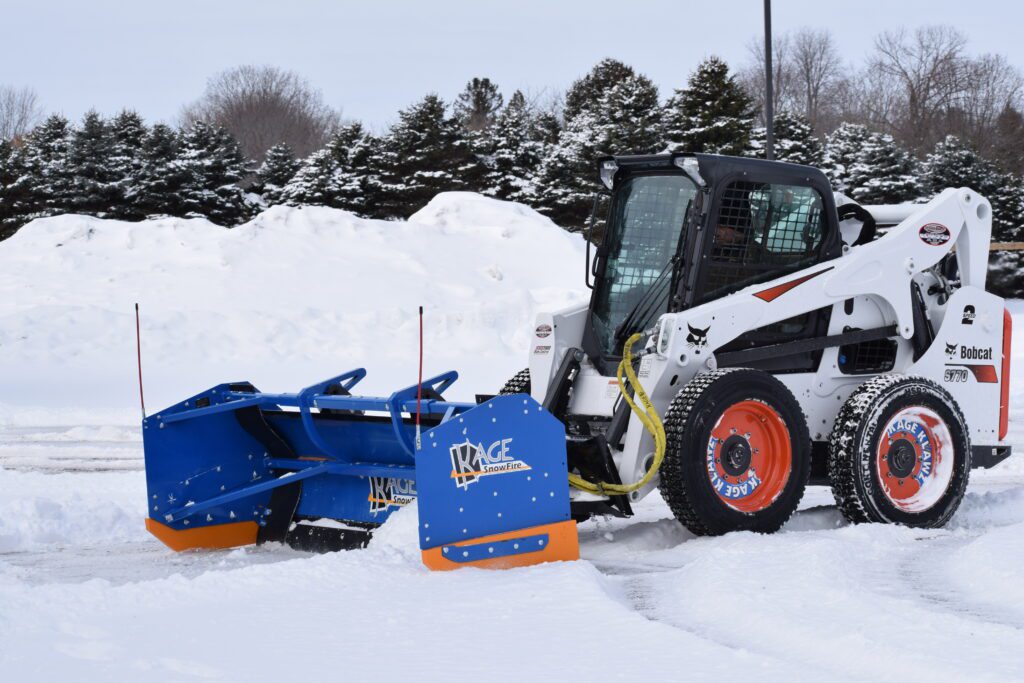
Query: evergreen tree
xmin=530 ymin=109 xmax=602 ymax=229
xmin=924 ymin=135 xmax=1024 ymax=294
xmin=371 ymin=94 xmax=480 ymax=217
xmin=69 ymin=110 xmax=118 ymax=216
xmin=531 ymin=60 xmax=660 ymax=226
xmin=0 ymin=140 xmax=34 ymax=239
xmin=563 ymin=58 xmax=635 ymax=121
xmin=108 ymin=110 xmax=148 ymax=219
xmin=22 ymin=114 xmax=74 ymax=217
xmin=176 ymin=121 xmax=253 ymax=225
xmin=562 ymin=59 xmax=661 ymax=154
xmin=922 ymin=135 xmax=1004 ymax=200
xmin=662 ymin=56 xmax=755 ymax=155
xmin=848 ymin=131 xmax=920 ymax=204
xmin=136 ymin=123 xmax=185 ymax=217
xmin=479 ymin=91 xmax=543 ymax=201
xmin=988 ymin=180 xmax=1024 ymax=298
xmin=281 ymin=122 xmax=378 ymax=215
xmin=453 ymin=77 xmax=504 ymax=132
xmin=748 ymin=111 xmax=823 ymax=166
xmin=280 ymin=148 xmax=341 ymax=207
xmin=822 ymin=122 xmax=871 ymax=194
xmin=255 ymin=142 xmax=300 ymax=206
xmin=599 ymin=74 xmax=662 ymax=154
xmin=325 ymin=122 xmax=378 ymax=214
xmin=530 ymin=109 xmax=561 ymax=147
xmin=989 ymin=180 xmax=1024 ymax=244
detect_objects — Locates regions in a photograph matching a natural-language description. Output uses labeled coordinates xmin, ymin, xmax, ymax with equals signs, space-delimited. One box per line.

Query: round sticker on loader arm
xmin=919 ymin=222 xmax=951 ymax=246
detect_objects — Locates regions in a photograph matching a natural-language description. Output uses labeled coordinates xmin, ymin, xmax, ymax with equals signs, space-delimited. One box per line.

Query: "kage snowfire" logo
xmin=367 ymin=477 xmax=416 ymax=514
xmin=449 ymin=438 xmax=530 ymax=489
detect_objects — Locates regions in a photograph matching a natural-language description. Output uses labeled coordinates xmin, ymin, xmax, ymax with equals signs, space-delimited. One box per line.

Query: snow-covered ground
xmin=1 ymin=195 xmax=1023 ymax=681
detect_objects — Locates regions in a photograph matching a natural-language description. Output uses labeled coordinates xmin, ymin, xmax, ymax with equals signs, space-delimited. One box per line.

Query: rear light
xmin=1000 ymin=308 xmax=1012 ymax=441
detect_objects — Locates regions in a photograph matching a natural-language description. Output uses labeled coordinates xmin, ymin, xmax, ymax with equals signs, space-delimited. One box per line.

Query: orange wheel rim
xmin=706 ymin=400 xmax=792 ymax=513
xmin=875 ymin=406 xmax=954 ymax=513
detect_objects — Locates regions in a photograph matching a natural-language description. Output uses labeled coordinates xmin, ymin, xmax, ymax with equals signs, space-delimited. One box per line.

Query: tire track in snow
xmin=893 ymin=535 xmax=1024 ymax=631
xmin=582 ymin=503 xmax=868 ymax=682
xmin=584 ymin=496 xmax=1024 ymax=683
xmin=0 ymin=425 xmax=142 ymax=472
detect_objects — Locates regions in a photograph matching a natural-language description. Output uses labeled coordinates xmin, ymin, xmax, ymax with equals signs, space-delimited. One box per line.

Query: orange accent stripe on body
xmin=421 ymin=519 xmax=579 ymax=571
xmin=146 ymin=518 xmax=258 ymax=552
xmin=1001 ymin=308 xmax=1012 ymax=440
xmin=966 ymin=364 xmax=999 ymax=383
xmin=753 ymin=267 xmax=834 ymax=302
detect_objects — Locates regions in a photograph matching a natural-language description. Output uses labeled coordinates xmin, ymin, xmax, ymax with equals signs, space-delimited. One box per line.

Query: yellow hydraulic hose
xmin=567 ymin=332 xmax=667 ymax=496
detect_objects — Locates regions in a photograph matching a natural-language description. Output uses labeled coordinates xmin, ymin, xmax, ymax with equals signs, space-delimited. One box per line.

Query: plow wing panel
xmin=415 ymin=393 xmax=577 ymax=569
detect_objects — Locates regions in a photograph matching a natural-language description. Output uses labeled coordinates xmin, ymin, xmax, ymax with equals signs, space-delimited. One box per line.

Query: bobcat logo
xmin=686 ymin=324 xmax=710 ymax=348
xmin=945 ymin=342 xmax=958 ymax=358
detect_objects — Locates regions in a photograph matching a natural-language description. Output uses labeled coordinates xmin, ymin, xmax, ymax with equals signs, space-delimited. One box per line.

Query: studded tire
xmin=659 ymin=368 xmax=812 ymax=536
xmin=499 ymin=368 xmax=531 ymax=395
xmin=828 ymin=374 xmax=970 ymax=528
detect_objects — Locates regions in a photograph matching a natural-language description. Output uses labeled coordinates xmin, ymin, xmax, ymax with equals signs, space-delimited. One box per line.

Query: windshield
xmin=590 ymin=174 xmax=698 ymax=356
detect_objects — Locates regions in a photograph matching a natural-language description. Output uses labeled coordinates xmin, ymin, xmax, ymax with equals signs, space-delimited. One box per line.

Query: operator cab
xmin=583 ymin=153 xmax=843 ymax=375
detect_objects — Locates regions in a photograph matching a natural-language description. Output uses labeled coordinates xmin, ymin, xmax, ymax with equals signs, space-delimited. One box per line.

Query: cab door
xmin=695 ymin=176 xmax=840 ymax=373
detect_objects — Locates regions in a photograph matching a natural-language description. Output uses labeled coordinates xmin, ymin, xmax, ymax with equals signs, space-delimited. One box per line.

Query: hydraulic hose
xmin=567 ymin=332 xmax=667 ymax=496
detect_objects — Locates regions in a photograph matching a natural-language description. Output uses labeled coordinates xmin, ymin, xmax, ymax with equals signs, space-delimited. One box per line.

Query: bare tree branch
xmin=740 ymin=32 xmax=793 ymax=125
xmin=790 ymin=28 xmax=843 ymax=130
xmin=181 ymin=65 xmax=342 ymax=161
xmin=0 ymin=85 xmax=44 ymax=141
xmin=869 ymin=26 xmax=968 ymax=150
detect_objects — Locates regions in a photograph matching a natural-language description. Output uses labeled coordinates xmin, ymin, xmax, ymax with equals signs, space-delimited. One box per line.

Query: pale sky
xmin=3 ymin=0 xmax=1022 ymax=132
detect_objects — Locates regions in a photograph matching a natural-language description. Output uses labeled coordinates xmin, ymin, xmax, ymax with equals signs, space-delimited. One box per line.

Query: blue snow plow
xmin=142 ymin=369 xmax=579 ymax=570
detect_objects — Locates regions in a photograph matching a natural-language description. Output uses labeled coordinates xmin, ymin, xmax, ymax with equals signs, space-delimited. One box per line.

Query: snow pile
xmin=0 ymin=468 xmax=146 ymax=552
xmin=0 ymin=193 xmax=587 ymax=411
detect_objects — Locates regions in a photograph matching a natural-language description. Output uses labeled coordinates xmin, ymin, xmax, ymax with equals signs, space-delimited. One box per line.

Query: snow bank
xmin=0 ymin=468 xmax=147 ymax=552
xmin=0 ymin=193 xmax=587 ymax=412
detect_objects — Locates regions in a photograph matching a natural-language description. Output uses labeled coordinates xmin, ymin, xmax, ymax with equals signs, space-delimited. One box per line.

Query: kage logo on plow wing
xmin=449 ymin=438 xmax=530 ymax=489
xmin=367 ymin=477 xmax=416 ymax=514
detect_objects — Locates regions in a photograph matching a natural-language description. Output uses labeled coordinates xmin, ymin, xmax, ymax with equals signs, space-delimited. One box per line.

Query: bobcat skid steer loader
xmin=503 ymin=152 xmax=1012 ymax=534
xmin=142 ymin=152 xmax=1011 ymax=571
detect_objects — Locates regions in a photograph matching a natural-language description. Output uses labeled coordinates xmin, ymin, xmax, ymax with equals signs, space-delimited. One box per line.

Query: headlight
xmin=673 ymin=156 xmax=706 ymax=187
xmin=600 ymin=159 xmax=618 ymax=190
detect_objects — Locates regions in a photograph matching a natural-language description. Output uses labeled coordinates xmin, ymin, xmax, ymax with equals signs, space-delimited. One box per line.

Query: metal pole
xmin=763 ymin=0 xmax=774 ymax=160
xmin=135 ymin=303 xmax=146 ymax=421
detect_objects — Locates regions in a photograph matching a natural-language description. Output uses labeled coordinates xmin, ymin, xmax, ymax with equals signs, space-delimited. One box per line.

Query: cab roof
xmin=600 ymin=152 xmax=833 ymax=197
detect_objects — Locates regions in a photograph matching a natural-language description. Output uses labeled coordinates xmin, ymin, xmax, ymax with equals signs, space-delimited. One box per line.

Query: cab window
xmin=701 ymin=181 xmax=824 ymax=302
